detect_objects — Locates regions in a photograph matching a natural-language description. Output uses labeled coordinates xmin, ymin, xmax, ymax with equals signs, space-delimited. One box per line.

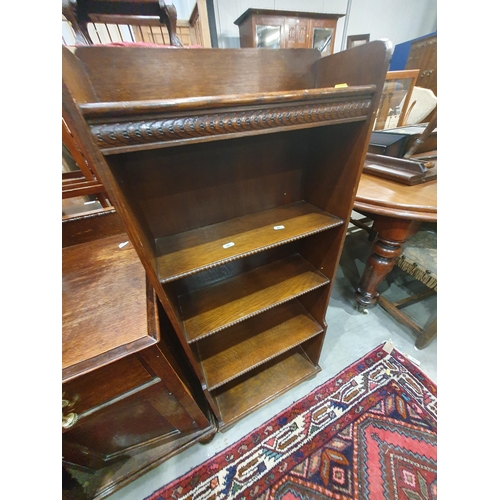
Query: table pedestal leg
xmin=355 ymin=217 xmax=420 ymax=311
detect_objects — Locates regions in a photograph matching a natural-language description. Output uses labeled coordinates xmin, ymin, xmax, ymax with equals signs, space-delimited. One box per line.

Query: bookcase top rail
xmin=85 ymin=86 xmax=376 ymax=153
xmin=80 ymin=85 xmax=377 ymax=120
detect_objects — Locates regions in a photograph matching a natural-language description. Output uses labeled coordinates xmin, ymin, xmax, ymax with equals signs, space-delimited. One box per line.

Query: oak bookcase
xmin=62 ymin=41 xmax=391 ymax=430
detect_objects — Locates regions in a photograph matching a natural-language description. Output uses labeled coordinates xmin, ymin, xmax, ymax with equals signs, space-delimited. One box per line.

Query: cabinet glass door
xmin=312 ymin=27 xmax=333 ymax=56
xmin=256 ymin=25 xmax=281 ymax=48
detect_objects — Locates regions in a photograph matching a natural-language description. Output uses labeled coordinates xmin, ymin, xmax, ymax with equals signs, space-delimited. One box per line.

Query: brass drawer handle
xmin=62 ymin=412 xmax=78 ymax=429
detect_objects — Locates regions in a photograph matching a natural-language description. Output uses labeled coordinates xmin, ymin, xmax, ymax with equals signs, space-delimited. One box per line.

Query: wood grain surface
xmin=212 ymin=347 xmax=319 ymax=428
xmin=179 ymin=254 xmax=329 ymax=342
xmin=156 ymin=201 xmax=342 ymax=282
xmin=62 ymin=233 xmax=153 ymax=377
xmin=196 ymin=300 xmax=323 ymax=390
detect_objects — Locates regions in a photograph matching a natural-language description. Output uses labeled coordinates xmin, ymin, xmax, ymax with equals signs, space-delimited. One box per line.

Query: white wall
xmin=212 ymin=0 xmax=436 ymax=51
xmin=173 ymin=0 xmax=198 ymax=20
xmin=345 ymin=0 xmax=437 ymax=48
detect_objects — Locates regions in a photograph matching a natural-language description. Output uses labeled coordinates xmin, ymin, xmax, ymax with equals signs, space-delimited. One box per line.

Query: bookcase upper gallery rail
xmin=79 ymin=85 xmax=377 ymax=118
xmin=82 ymin=87 xmax=376 ymax=153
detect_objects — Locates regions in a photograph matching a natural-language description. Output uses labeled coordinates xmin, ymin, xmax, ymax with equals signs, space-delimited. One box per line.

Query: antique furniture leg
xmin=355 ymin=216 xmax=420 ymax=312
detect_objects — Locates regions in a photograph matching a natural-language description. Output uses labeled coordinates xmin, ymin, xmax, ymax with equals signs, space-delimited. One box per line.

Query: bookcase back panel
xmin=107 ymin=130 xmax=314 ymax=239
xmin=75 ymin=47 xmax=321 ymax=101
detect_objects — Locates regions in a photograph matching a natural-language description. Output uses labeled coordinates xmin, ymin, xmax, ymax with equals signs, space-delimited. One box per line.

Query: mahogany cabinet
xmin=62 ymin=41 xmax=391 ymax=432
xmin=62 ymin=209 xmax=216 ymax=499
xmin=234 ymin=8 xmax=344 ymax=56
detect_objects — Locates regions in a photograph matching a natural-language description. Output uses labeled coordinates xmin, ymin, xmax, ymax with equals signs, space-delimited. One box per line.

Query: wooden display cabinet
xmin=404 ymin=33 xmax=437 ymax=96
xmin=62 ymin=41 xmax=391 ymax=431
xmin=234 ymin=8 xmax=345 ymax=56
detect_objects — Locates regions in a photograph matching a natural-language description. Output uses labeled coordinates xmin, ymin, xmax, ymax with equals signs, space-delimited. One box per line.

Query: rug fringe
xmin=396 ymin=255 xmax=437 ymax=291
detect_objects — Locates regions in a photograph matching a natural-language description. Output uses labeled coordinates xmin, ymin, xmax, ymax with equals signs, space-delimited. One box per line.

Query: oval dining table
xmin=352 ymin=154 xmax=437 ymax=312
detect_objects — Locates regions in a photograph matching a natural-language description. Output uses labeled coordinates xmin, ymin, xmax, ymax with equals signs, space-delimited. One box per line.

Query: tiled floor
xmin=106 ymin=222 xmax=437 ymax=500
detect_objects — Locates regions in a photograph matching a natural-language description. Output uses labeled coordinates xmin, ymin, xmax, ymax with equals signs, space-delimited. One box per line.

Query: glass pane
xmin=256 ymin=25 xmax=281 ymax=49
xmin=312 ymin=28 xmax=333 ymax=55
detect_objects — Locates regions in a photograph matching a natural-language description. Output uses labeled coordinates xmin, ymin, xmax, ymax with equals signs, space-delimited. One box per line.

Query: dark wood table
xmin=353 ymin=153 xmax=437 ymax=311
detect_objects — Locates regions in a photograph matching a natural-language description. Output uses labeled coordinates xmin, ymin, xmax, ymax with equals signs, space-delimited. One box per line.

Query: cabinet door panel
xmin=62 ymin=382 xmax=198 ymax=469
xmin=284 ymin=17 xmax=310 ymax=48
xmin=63 ymin=355 xmax=153 ymax=416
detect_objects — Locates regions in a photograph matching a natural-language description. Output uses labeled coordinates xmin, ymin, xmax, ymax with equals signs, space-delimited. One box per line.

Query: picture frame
xmin=346 ymin=34 xmax=370 ymax=49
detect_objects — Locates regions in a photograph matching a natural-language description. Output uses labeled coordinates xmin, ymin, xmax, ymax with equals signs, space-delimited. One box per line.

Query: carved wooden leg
xmin=355 ymin=216 xmax=420 ymax=311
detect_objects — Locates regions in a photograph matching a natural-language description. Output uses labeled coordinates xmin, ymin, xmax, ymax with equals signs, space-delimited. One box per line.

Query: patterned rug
xmin=146 ymin=343 xmax=437 ymax=500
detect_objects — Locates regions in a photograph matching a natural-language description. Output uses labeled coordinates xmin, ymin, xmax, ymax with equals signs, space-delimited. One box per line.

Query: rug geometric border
xmin=146 ymin=343 xmax=437 ymax=500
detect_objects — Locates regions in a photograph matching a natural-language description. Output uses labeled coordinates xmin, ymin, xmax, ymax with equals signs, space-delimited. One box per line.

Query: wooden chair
xmin=373 ymin=69 xmax=419 ymax=130
xmin=62 ymin=116 xmax=112 ymax=216
xmin=377 ymin=222 xmax=437 ymax=349
xmin=62 ymin=0 xmax=184 ymax=46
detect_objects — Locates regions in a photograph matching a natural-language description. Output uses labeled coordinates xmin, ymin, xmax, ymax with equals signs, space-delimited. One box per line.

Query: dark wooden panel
xmin=197 ymin=300 xmax=323 ymax=390
xmin=179 ymin=254 xmax=329 ymax=342
xmin=63 ymin=355 xmax=152 ymax=416
xmin=63 ymin=384 xmax=182 ymax=460
xmin=316 ymin=40 xmax=392 ymax=89
xmin=107 ymin=130 xmax=308 ymax=238
xmin=75 ymin=47 xmax=321 ymax=101
xmin=62 ymin=208 xmax=124 ymax=247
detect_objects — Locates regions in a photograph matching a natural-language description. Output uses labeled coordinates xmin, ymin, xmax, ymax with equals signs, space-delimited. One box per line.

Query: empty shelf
xmin=212 ymin=347 xmax=320 ymax=429
xmin=179 ymin=254 xmax=329 ymax=343
xmin=197 ymin=300 xmax=323 ymax=390
xmin=156 ymin=201 xmax=343 ymax=282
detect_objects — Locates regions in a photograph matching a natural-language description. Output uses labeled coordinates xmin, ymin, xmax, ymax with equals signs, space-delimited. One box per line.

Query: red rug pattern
xmin=147 ymin=344 xmax=437 ymax=500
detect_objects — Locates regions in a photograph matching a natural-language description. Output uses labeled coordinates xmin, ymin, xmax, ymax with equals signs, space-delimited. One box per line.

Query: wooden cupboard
xmin=62 ymin=41 xmax=391 ymax=431
xmin=404 ymin=33 xmax=437 ymax=96
xmin=234 ymin=8 xmax=344 ymax=56
xmin=62 ymin=209 xmax=216 ymax=499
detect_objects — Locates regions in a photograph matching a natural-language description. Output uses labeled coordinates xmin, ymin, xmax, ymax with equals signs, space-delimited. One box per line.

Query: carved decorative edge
xmin=159 ymin=220 xmax=344 ymax=284
xmin=189 ymin=281 xmax=330 ymax=344
xmin=204 ymin=330 xmax=324 ymax=391
xmin=90 ymin=99 xmax=372 ymax=149
xmin=185 ymin=280 xmax=330 ymax=345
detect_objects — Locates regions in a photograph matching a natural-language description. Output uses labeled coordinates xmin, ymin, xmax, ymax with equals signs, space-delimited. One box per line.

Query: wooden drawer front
xmin=63 ymin=355 xmax=153 ymax=416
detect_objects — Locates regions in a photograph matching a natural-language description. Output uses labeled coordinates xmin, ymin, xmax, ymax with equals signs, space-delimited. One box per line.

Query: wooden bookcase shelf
xmin=178 ymin=254 xmax=330 ymax=342
xmin=63 ymin=42 xmax=391 ymax=431
xmin=155 ymin=200 xmax=343 ymax=282
xmin=196 ymin=300 xmax=323 ymax=390
xmin=212 ymin=347 xmax=319 ymax=426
